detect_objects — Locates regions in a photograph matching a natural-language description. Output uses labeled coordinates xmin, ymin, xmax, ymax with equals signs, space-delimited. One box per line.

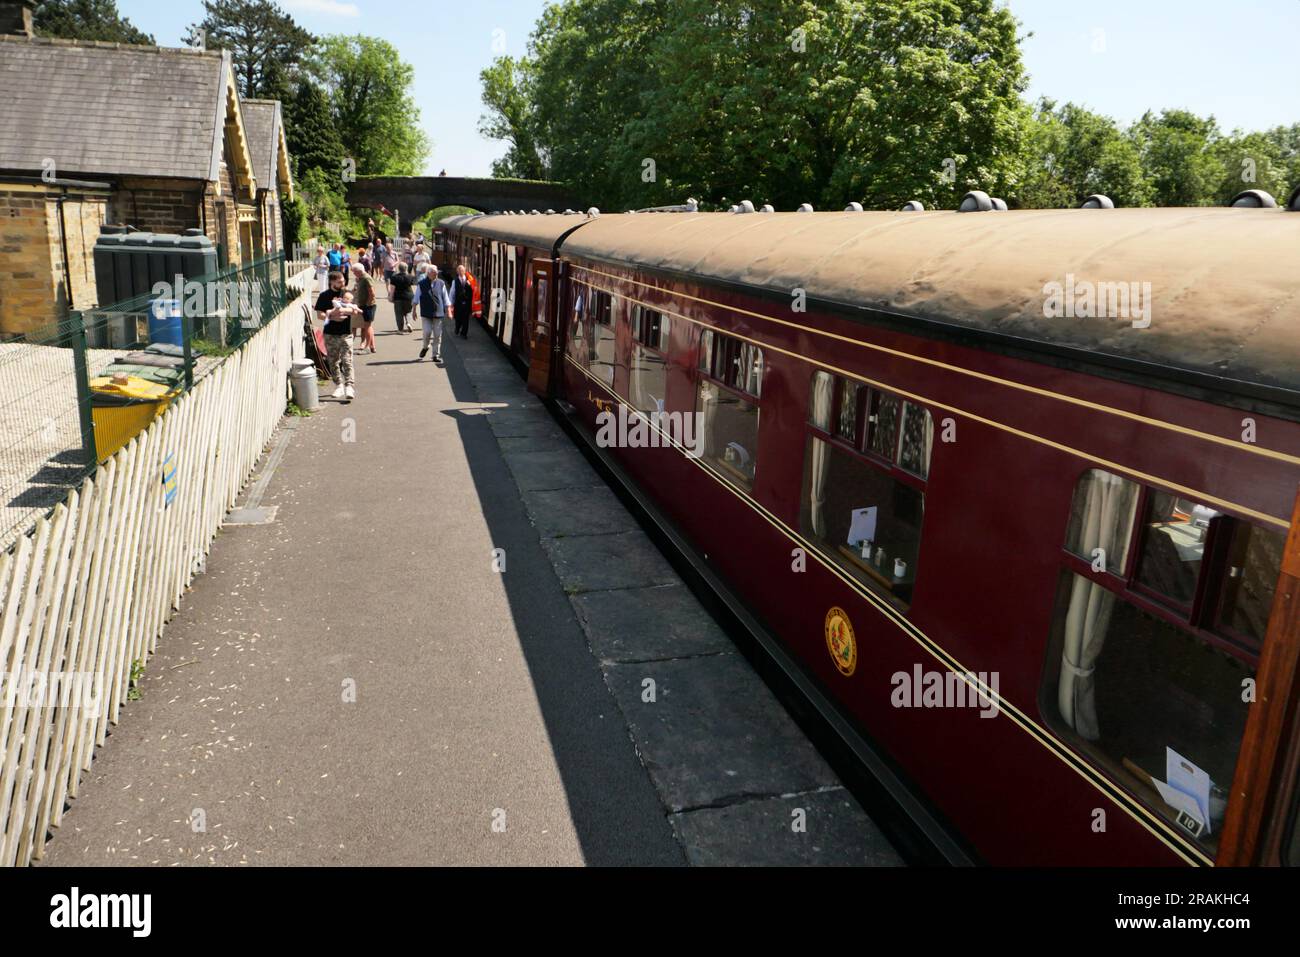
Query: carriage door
xmin=503 ymin=245 xmax=518 ymax=348
xmin=526 ymin=259 xmax=557 ymax=397
xmin=491 ymin=241 xmax=504 ymax=337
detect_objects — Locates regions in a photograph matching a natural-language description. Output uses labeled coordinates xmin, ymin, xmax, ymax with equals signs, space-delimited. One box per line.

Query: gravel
xmin=0 ymin=341 xmax=220 ymax=551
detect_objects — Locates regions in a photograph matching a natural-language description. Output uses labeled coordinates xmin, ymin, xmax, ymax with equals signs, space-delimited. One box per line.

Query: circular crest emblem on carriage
xmin=824 ymin=606 xmax=856 ymax=677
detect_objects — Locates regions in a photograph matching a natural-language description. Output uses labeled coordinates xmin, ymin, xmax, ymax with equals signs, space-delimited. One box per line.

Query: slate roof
xmin=0 ymin=35 xmax=228 ymax=182
xmin=240 ymin=99 xmax=281 ymax=193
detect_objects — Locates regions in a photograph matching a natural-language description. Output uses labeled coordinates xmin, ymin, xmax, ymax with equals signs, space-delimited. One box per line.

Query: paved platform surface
xmin=37 ymin=299 xmax=900 ymax=867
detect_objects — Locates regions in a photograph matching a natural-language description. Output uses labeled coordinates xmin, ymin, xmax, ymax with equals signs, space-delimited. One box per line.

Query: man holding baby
xmin=315 ymin=271 xmax=360 ymax=400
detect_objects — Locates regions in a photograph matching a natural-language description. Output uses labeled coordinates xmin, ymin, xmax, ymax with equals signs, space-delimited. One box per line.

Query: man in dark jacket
xmin=449 ymin=263 xmax=474 ymax=339
xmin=417 ymin=265 xmax=451 ymax=362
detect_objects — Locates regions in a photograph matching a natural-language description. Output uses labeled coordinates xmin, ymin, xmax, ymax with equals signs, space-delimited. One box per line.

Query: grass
xmin=127 ymin=658 xmax=145 ymax=701
xmin=286 ymin=401 xmax=313 ymax=417
xmin=192 ymin=338 xmax=238 ymax=357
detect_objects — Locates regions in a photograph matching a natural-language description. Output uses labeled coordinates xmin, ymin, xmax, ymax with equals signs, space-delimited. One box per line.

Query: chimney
xmin=1 ymin=1 xmax=35 ymax=37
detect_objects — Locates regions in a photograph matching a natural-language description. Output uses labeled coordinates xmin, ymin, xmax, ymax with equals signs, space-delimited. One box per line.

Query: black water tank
xmin=93 ymin=226 xmax=217 ymax=306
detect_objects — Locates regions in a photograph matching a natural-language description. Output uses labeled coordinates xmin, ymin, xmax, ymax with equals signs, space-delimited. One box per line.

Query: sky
xmin=120 ymin=0 xmax=1300 ymax=177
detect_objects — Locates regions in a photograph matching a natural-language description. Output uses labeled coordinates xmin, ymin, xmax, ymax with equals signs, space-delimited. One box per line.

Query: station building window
xmin=1044 ymin=468 xmax=1286 ymax=854
xmin=629 ymin=305 xmax=670 ymax=414
xmin=696 ymin=329 xmax=762 ymax=489
xmin=799 ymin=370 xmax=932 ymax=607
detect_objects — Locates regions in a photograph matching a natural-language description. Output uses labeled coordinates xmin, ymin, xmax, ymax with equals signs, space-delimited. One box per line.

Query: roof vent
xmin=1288 ymin=184 xmax=1300 ymax=211
xmin=958 ymin=191 xmax=993 ymax=212
xmin=1080 ymin=194 xmax=1115 ymax=209
xmin=797 ymin=203 xmax=814 ymax=213
xmin=990 ymin=197 xmax=1008 ymax=211
xmin=1229 ymin=189 xmax=1277 ymax=208
xmin=760 ymin=204 xmax=775 ymax=213
xmin=844 ymin=202 xmax=864 ymax=212
xmin=900 ymin=200 xmax=924 ymax=212
xmin=587 ymin=207 xmax=601 ymax=217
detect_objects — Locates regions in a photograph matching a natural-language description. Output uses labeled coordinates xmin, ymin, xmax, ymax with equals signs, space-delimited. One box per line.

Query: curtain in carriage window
xmin=1058 ymin=470 xmax=1139 ymax=740
xmin=808 ymin=372 xmax=834 ymax=536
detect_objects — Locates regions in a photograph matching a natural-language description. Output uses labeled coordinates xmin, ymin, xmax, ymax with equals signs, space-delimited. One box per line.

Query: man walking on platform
xmin=449 ymin=263 xmax=474 ymax=339
xmin=417 ymin=265 xmax=451 ymax=363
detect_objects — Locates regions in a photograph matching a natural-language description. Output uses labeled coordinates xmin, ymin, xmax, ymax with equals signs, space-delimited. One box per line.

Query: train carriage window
xmin=836 ymin=379 xmax=863 ymax=444
xmin=1135 ymin=492 xmax=1221 ymax=607
xmin=567 ymin=287 xmax=588 ymax=367
xmin=800 ymin=370 xmax=932 ymax=608
xmin=629 ymin=305 xmax=670 ymax=415
xmin=700 ymin=329 xmax=763 ymax=398
xmin=898 ymin=403 xmax=935 ymax=479
xmin=696 ymin=329 xmax=762 ymax=490
xmin=590 ymin=290 xmax=618 ymax=387
xmin=1215 ymin=521 xmax=1286 ymax=646
xmin=1044 ymin=468 xmax=1286 ymax=854
xmin=868 ymin=392 xmax=902 ymax=460
xmin=1064 ymin=469 xmax=1139 ymax=574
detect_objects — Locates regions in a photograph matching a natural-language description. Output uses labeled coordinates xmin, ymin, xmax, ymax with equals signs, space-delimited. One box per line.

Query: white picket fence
xmin=0 ymin=287 xmax=307 ymax=866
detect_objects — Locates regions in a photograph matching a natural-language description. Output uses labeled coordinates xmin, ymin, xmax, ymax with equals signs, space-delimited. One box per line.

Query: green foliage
xmin=297 ymin=167 xmax=351 ymax=242
xmin=427 ymin=205 xmax=480 ymax=226
xmin=193 ymin=338 xmax=237 ymax=357
xmin=510 ymin=0 xmax=1030 ymax=211
xmin=33 ymin=0 xmax=154 ymax=44
xmin=1017 ymin=99 xmax=1152 ymax=208
xmin=1128 ymin=109 xmax=1227 ymax=207
xmin=486 ymin=0 xmax=1297 ymax=211
xmin=479 ymin=56 xmax=547 ymax=180
xmin=1211 ymin=127 xmax=1299 ymax=207
xmin=284 ymin=78 xmax=346 ymax=180
xmin=186 ymin=0 xmax=314 ymax=99
xmin=307 ymin=35 xmax=431 ymax=177
xmin=127 ymin=658 xmax=144 ymax=701
xmin=281 ymin=194 xmax=308 ymax=246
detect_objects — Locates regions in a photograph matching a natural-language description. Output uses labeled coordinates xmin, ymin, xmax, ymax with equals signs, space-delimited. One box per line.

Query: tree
xmin=1017 ymin=99 xmax=1151 ymax=208
xmin=306 ymin=35 xmax=430 ymax=177
xmin=502 ymin=0 xmax=1030 ymax=211
xmin=479 ymin=57 xmax=547 ymax=180
xmin=284 ymin=78 xmax=346 ymax=180
xmin=186 ymin=0 xmax=314 ymax=100
xmin=1128 ymin=110 xmax=1226 ymax=207
xmin=33 ymin=0 xmax=153 ymax=44
xmin=1212 ymin=127 xmax=1297 ymax=206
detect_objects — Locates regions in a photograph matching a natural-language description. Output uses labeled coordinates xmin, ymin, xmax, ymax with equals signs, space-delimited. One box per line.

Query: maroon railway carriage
xmin=471 ymin=207 xmax=1300 ymax=866
xmin=457 ymin=213 xmax=592 ymax=375
xmin=431 ymin=214 xmax=477 ymax=274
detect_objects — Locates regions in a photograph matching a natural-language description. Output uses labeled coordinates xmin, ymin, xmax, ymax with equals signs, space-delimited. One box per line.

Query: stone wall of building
xmin=0 ymin=187 xmax=59 ymax=336
xmin=109 ymin=178 xmax=203 ymax=235
xmin=0 ymin=185 xmax=107 ymax=336
xmin=49 ymin=191 xmax=106 ymax=312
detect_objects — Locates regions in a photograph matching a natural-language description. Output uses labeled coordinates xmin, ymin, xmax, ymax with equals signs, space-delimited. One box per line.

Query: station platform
xmin=37 ymin=299 xmax=900 ymax=867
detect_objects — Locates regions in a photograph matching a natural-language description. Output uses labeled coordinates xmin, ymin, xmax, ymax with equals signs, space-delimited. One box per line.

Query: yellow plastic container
xmin=89 ymin=375 xmax=176 ymax=461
